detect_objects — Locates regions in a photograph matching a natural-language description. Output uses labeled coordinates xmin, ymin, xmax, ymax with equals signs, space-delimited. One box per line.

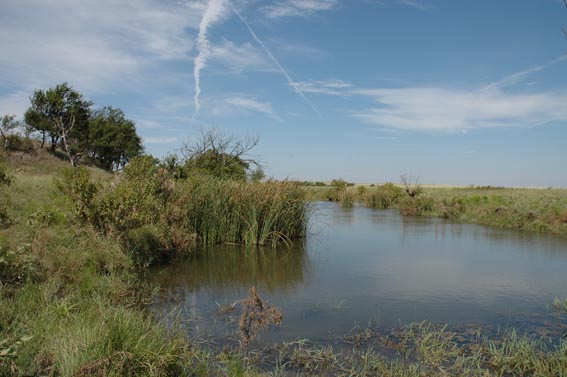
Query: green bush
xmin=364 ymin=182 xmax=403 ymax=209
xmin=0 ymin=161 xmax=12 ymax=228
xmin=399 ymin=196 xmax=435 ymax=217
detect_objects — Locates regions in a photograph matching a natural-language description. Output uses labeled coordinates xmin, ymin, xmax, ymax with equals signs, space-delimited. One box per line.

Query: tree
xmin=249 ymin=166 xmax=266 ymax=182
xmin=180 ymin=129 xmax=260 ymax=181
xmin=25 ymin=83 xmax=92 ymax=165
xmin=0 ymin=115 xmax=19 ymax=151
xmin=87 ymin=107 xmax=143 ymax=170
xmin=400 ymin=174 xmax=422 ymax=198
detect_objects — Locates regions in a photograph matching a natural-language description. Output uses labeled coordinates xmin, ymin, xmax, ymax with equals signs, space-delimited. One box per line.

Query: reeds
xmin=176 ymin=176 xmax=308 ymax=247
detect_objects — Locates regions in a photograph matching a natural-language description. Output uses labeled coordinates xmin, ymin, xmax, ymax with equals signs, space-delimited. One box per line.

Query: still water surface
xmin=151 ymin=202 xmax=567 ymax=342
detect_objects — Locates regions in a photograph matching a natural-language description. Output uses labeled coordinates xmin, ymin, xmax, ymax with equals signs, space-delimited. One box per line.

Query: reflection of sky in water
xmin=151 ymin=202 xmax=567 ymax=342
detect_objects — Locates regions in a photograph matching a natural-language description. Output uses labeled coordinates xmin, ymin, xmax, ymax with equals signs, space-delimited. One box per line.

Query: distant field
xmin=302 ymin=183 xmax=567 ymax=236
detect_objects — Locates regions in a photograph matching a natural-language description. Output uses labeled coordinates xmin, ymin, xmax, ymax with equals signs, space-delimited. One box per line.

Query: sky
xmin=1 ymin=0 xmax=566 ymax=186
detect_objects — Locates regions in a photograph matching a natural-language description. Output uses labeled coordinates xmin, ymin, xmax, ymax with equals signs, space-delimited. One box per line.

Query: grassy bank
xmin=305 ymin=184 xmax=567 ymax=236
xmin=2 ymin=152 xmax=566 ymax=375
xmin=0 ymin=150 xmax=308 ymax=375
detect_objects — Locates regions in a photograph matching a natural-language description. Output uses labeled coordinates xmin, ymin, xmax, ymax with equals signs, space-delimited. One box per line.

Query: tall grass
xmin=176 ymin=176 xmax=308 ymax=246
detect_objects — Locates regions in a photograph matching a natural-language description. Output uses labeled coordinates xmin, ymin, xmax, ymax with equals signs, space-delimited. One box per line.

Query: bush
xmin=399 ymin=196 xmax=435 ymax=217
xmin=364 ymin=182 xmax=403 ymax=209
xmin=0 ymin=161 xmax=12 ymax=228
xmin=4 ymin=135 xmax=35 ymax=153
xmin=329 ymin=178 xmax=347 ymax=201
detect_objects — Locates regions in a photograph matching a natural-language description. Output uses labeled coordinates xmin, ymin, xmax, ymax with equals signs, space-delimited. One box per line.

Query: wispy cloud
xmin=193 ymin=0 xmax=229 ymax=117
xmin=229 ymin=2 xmax=322 ymax=116
xmin=0 ymin=0 xmax=203 ymax=94
xmin=352 ymin=87 xmax=567 ymax=132
xmin=481 ymin=55 xmax=567 ymax=92
xmin=143 ymin=136 xmax=180 ymax=144
xmin=224 ymin=96 xmax=283 ymax=121
xmin=262 ymin=0 xmax=339 ymax=18
xmin=290 ymin=79 xmax=352 ymax=96
xmin=348 ymin=56 xmax=567 ymax=132
xmin=0 ymin=91 xmax=30 ymax=118
xmin=396 ymin=0 xmax=429 ymax=10
xmin=209 ymin=40 xmax=276 ymax=74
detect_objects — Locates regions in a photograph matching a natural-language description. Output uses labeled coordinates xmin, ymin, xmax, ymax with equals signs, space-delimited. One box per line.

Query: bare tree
xmin=180 ymin=129 xmax=261 ymax=180
xmin=400 ymin=174 xmax=422 ymax=198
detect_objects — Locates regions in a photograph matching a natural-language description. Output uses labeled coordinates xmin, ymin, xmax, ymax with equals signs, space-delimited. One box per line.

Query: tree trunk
xmin=58 ymin=116 xmax=76 ymax=167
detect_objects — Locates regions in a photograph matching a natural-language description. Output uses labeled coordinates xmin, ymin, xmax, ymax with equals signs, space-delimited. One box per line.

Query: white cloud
xmin=262 ymin=0 xmax=339 ymax=18
xmin=193 ymin=0 xmax=230 ymax=117
xmin=143 ymin=136 xmax=180 ymax=144
xmin=290 ymin=79 xmax=352 ymax=96
xmin=0 ymin=91 xmax=30 ymax=118
xmin=224 ymin=97 xmax=283 ymax=121
xmin=209 ymin=40 xmax=276 ymax=74
xmin=352 ymin=87 xmax=567 ymax=132
xmin=0 ymin=0 xmax=205 ymax=114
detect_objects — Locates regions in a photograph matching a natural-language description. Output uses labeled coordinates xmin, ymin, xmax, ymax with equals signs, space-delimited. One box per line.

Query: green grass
xmin=303 ymin=184 xmax=567 ymax=236
xmin=2 ymin=151 xmax=567 ymax=375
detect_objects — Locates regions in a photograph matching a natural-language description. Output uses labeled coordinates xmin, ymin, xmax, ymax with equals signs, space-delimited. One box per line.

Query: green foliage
xmin=87 ymin=106 xmax=143 ymax=170
xmin=0 ymin=114 xmax=20 ymax=151
xmin=0 ymin=243 xmax=40 ymax=286
xmin=176 ymin=176 xmax=307 ymax=246
xmin=185 ymin=149 xmax=250 ymax=181
xmin=25 ymin=83 xmax=92 ymax=164
xmin=160 ymin=154 xmax=186 ymax=180
xmin=249 ymin=166 xmax=266 ymax=182
xmin=328 ymin=178 xmax=347 ymax=201
xmin=180 ymin=129 xmax=262 ymax=181
xmin=25 ymin=84 xmax=142 ymax=170
xmin=363 ymin=182 xmax=403 ymax=209
xmin=399 ymin=196 xmax=435 ymax=217
xmin=56 ymin=166 xmax=100 ymax=224
xmin=340 ymin=190 xmax=355 ymax=208
xmin=0 ymin=162 xmax=12 ymax=228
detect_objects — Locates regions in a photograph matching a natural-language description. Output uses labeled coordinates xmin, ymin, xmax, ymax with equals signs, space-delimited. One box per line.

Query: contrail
xmin=193 ymin=0 xmax=227 ymax=118
xmin=228 ymin=1 xmax=322 ymax=117
xmin=481 ymin=55 xmax=567 ymax=92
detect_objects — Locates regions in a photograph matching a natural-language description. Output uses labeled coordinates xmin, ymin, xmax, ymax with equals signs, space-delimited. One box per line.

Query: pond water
xmin=150 ymin=202 xmax=567 ymax=343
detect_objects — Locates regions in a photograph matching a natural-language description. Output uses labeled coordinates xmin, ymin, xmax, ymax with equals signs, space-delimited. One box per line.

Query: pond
xmin=150 ymin=201 xmax=567 ymax=344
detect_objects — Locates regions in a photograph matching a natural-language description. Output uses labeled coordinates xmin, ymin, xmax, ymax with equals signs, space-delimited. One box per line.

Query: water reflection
xmin=151 ymin=202 xmax=567 ymax=343
xmin=151 ymin=241 xmax=310 ymax=294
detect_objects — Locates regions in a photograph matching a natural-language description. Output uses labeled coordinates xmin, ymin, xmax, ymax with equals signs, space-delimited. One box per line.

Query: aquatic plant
xmin=238 ymin=287 xmax=283 ymax=349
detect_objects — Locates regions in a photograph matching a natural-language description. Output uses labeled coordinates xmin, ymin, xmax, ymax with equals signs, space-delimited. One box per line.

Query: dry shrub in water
xmin=239 ymin=286 xmax=282 ymax=348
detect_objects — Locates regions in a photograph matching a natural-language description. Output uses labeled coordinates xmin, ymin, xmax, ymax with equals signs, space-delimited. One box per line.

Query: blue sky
xmin=1 ymin=0 xmax=566 ymax=186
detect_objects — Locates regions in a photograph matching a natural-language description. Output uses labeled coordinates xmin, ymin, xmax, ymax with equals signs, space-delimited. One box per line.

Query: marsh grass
xmin=304 ymin=183 xmax=567 ymax=236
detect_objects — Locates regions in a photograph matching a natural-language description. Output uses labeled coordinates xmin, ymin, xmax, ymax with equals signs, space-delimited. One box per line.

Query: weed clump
xmin=238 ymin=286 xmax=283 ymax=349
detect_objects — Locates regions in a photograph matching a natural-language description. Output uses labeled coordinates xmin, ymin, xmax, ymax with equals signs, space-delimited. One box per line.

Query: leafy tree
xmin=25 ymin=83 xmax=92 ymax=165
xmin=87 ymin=107 xmax=143 ymax=170
xmin=181 ymin=129 xmax=260 ymax=181
xmin=249 ymin=166 xmax=266 ymax=182
xmin=0 ymin=115 xmax=19 ymax=151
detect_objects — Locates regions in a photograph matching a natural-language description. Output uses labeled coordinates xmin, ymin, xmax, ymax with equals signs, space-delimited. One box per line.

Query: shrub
xmin=329 ymin=178 xmax=347 ymax=201
xmin=0 ymin=161 xmax=13 ymax=228
xmin=364 ymin=182 xmax=403 ymax=209
xmin=340 ymin=190 xmax=355 ymax=208
xmin=399 ymin=196 xmax=435 ymax=217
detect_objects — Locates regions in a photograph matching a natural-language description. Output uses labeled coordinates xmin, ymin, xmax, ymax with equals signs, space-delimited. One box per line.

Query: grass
xmin=303 ymin=184 xmax=567 ymax=236
xmin=2 ymin=149 xmax=567 ymax=375
xmin=0 ymin=148 xmax=310 ymax=375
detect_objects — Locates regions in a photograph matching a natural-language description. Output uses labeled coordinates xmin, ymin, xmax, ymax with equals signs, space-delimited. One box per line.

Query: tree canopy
xmin=180 ymin=129 xmax=260 ymax=181
xmin=88 ymin=107 xmax=143 ymax=170
xmin=24 ymin=83 xmax=142 ymax=169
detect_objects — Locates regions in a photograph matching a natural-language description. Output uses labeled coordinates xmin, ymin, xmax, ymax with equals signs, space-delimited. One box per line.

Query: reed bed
xmin=176 ymin=177 xmax=308 ymax=246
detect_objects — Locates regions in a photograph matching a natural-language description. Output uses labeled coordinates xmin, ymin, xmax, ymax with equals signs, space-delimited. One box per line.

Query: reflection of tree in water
xmin=150 ymin=240 xmax=310 ymax=294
